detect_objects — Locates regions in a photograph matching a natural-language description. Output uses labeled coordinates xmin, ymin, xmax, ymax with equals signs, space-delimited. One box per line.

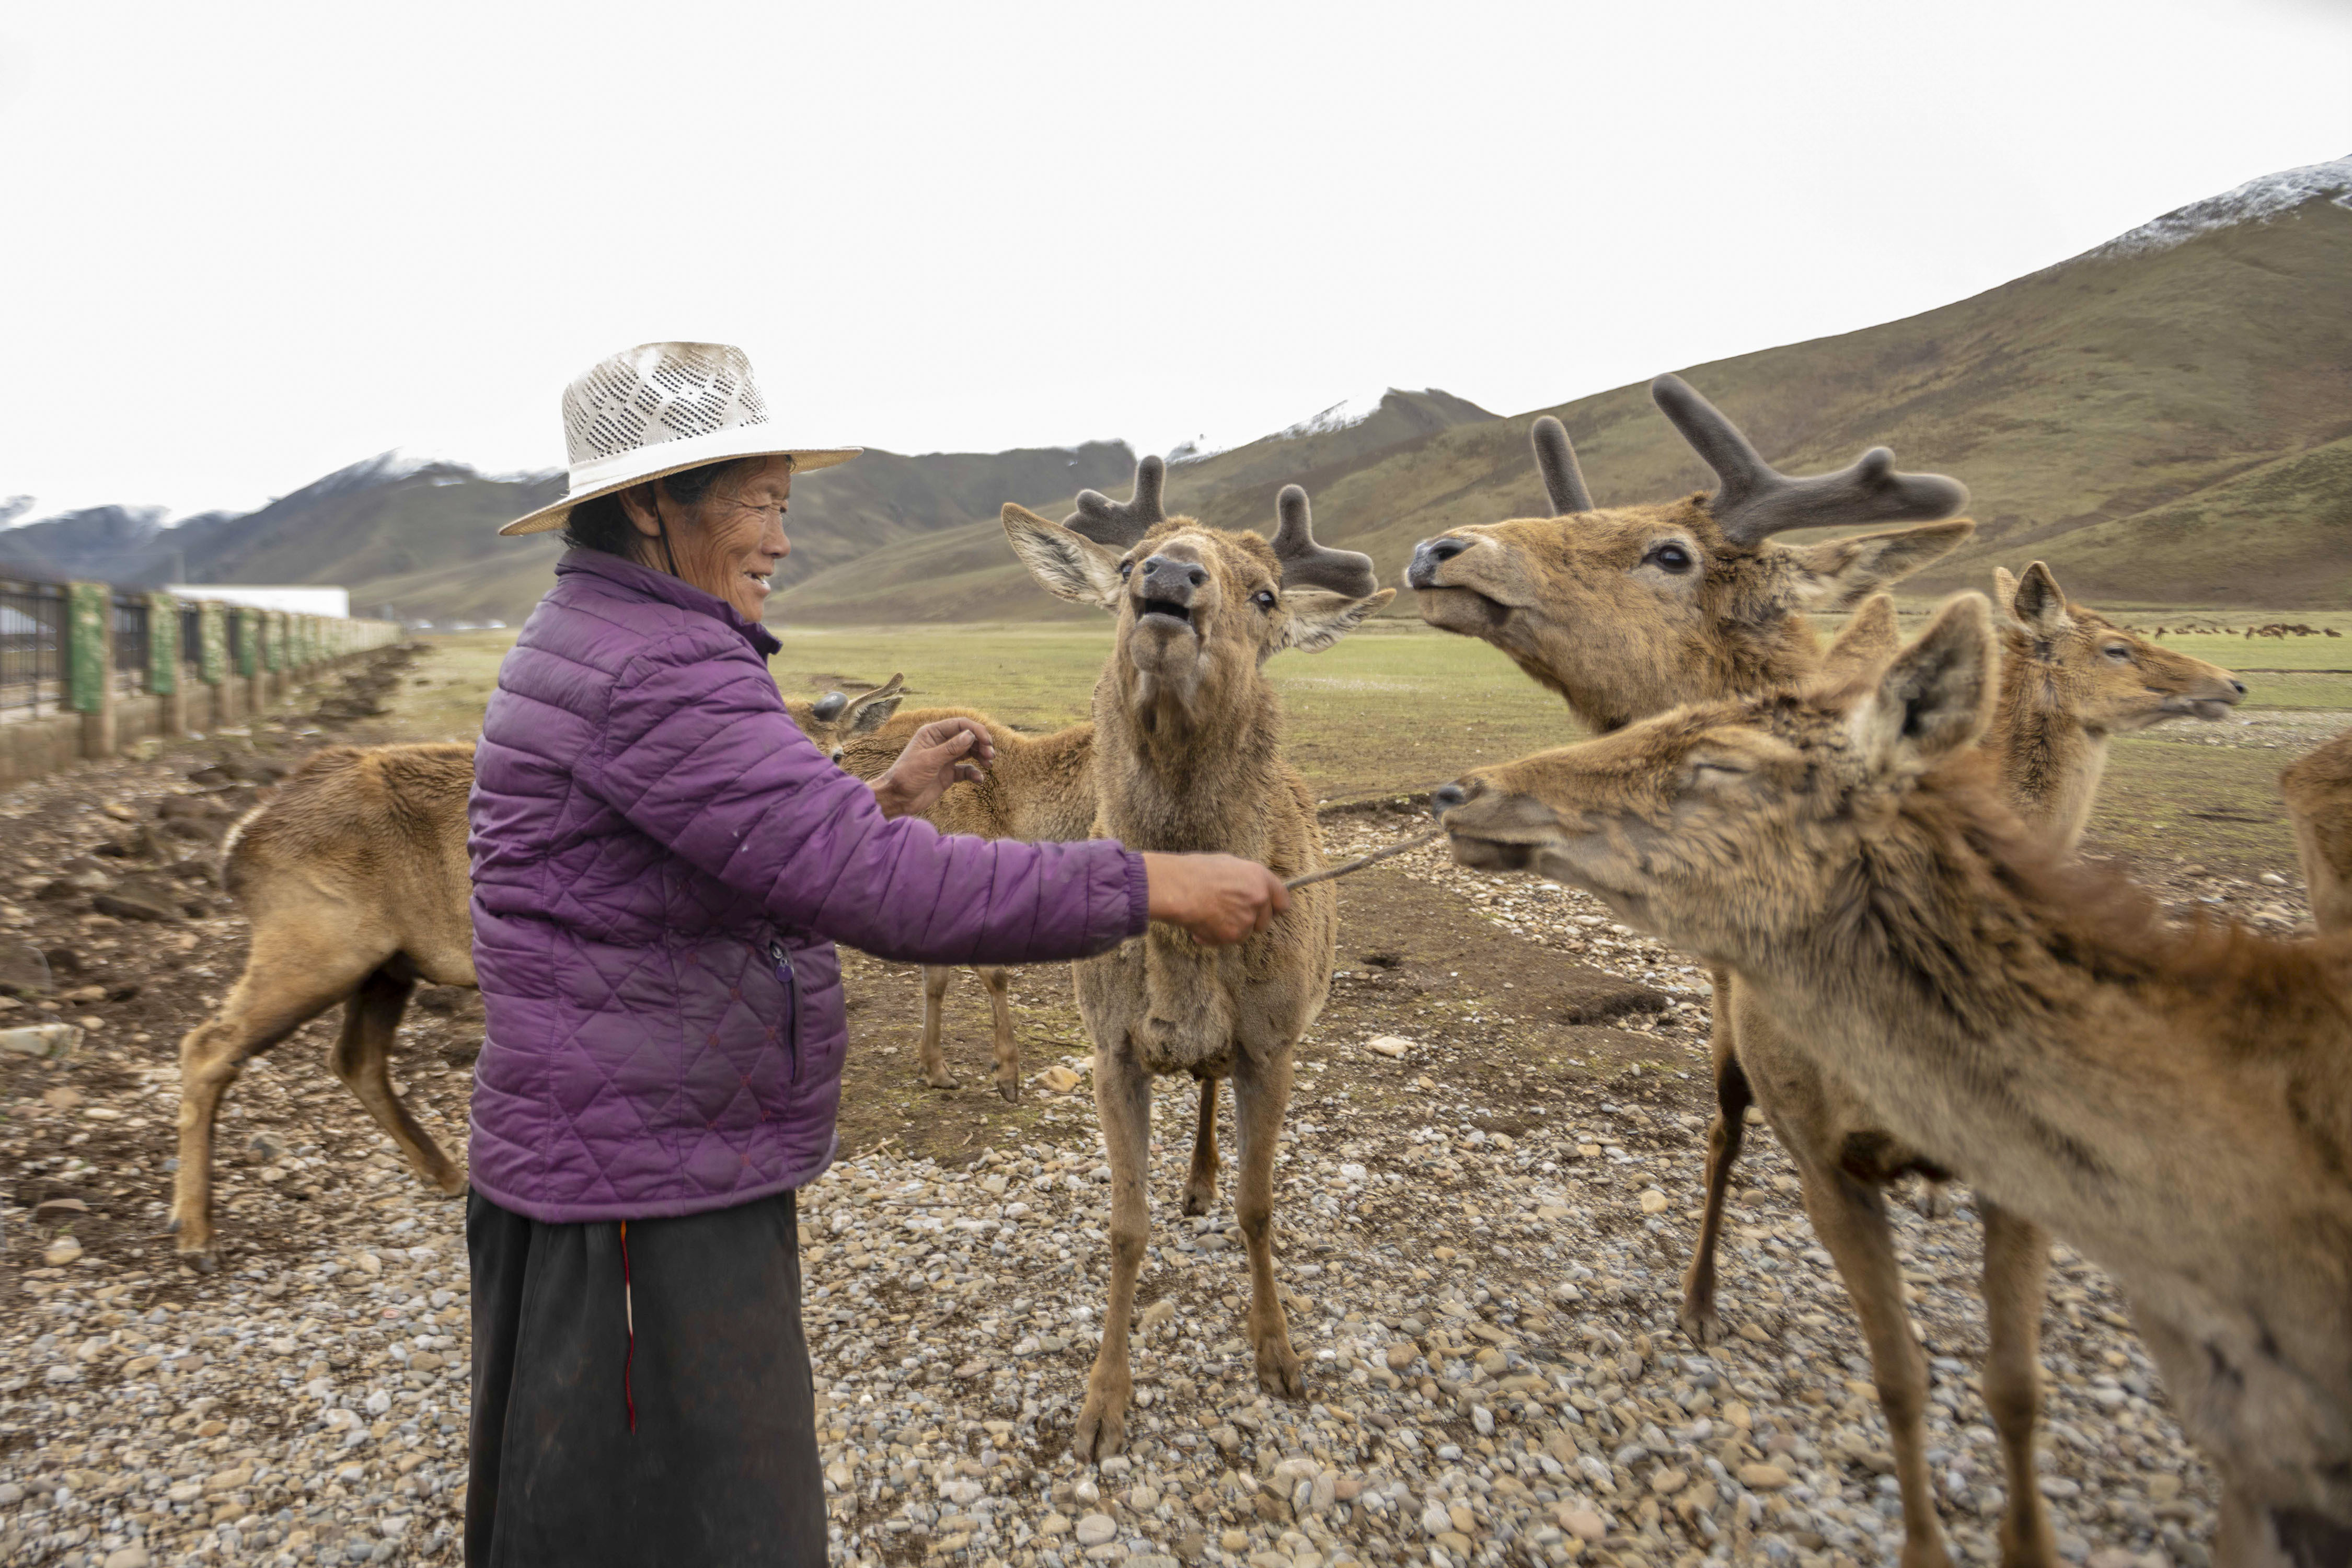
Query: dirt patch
xmin=827 ymin=866 xmax=1690 ymax=1171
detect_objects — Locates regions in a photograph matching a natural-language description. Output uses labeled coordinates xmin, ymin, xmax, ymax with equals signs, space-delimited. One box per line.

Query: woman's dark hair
xmin=561 ymin=457 xmax=773 ymax=557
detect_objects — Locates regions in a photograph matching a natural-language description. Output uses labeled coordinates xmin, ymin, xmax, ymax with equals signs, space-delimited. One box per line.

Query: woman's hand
xmin=871 ymin=719 xmax=995 ymax=819
xmin=1143 ymin=852 xmax=1289 ymax=946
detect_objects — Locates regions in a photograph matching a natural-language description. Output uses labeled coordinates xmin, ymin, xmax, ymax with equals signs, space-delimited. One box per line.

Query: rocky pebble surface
xmin=2 ymin=676 xmax=2332 ymax=1568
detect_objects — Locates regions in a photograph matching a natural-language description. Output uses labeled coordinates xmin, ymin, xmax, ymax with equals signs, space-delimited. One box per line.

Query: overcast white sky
xmin=3 ymin=0 xmax=2347 ymax=520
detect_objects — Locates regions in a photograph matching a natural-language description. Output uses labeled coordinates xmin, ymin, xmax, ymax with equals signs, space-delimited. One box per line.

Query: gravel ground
xmin=0 ymin=668 xmax=2331 ymax=1568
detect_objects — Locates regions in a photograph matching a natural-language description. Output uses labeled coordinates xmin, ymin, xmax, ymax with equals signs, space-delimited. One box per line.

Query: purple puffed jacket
xmin=466 ymin=549 xmax=1148 ymax=1223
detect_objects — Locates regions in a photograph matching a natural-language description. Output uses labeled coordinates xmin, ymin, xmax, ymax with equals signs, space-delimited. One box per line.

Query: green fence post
xmin=147 ymin=591 xmax=178 ymax=697
xmin=67 ymin=582 xmax=113 ymax=757
xmin=200 ymin=602 xmax=225 ymax=686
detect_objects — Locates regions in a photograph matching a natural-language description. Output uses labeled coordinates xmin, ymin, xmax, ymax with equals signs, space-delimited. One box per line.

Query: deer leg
xmin=976 ymin=966 xmax=1020 ymax=1102
xmin=1792 ymin=1154 xmax=1953 ymax=1568
xmin=1071 ymin=1045 xmax=1152 ymax=1461
xmin=1232 ymin=1048 xmax=1302 ymax=1399
xmin=1979 ymin=1202 xmax=2057 ymax=1567
xmin=1679 ymin=967 xmax=1748 ymax=1345
xmin=328 ymin=964 xmax=462 ymax=1195
xmin=917 ymin=965 xmax=956 ymax=1089
xmin=170 ymin=930 xmax=383 ymax=1264
xmin=1183 ymin=1076 xmax=1220 ymax=1216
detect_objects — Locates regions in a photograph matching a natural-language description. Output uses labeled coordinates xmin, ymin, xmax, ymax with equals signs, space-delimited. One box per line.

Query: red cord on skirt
xmin=619 ymin=1220 xmax=637 ymax=1435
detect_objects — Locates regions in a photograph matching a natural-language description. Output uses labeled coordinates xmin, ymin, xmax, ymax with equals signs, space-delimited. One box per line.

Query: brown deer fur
xmin=2281 ymin=731 xmax=2352 ymax=935
xmin=1436 ymin=597 xmax=2352 ymax=1568
xmin=166 ymin=683 xmax=907 ymax=1262
xmin=838 ymin=708 xmax=1097 ymax=1100
xmin=1675 ymin=567 xmax=2241 ymax=1568
xmin=1001 ymin=476 xmax=1391 ymax=1460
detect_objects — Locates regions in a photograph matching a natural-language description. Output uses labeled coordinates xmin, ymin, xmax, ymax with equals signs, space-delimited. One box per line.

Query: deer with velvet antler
xmin=1000 ymin=457 xmax=1393 ymax=1459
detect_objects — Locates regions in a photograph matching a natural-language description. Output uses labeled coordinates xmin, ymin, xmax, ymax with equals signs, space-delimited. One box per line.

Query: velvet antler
xmin=1065 ymin=454 xmax=1169 ymax=549
xmin=1650 ymin=374 xmax=1967 ymax=546
xmin=1272 ymin=485 xmax=1379 ymax=598
xmin=1530 ymin=416 xmax=1593 ymax=515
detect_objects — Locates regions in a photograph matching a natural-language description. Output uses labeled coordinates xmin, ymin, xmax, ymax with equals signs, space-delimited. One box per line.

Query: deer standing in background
xmin=2281 ymin=732 xmax=2352 ymax=934
xmin=1435 ymin=598 xmax=2352 ymax=1568
xmin=166 ymin=683 xmax=907 ymax=1263
xmin=838 ymin=707 xmax=1096 ymax=1101
xmin=1001 ymin=456 xmax=1392 ymax=1459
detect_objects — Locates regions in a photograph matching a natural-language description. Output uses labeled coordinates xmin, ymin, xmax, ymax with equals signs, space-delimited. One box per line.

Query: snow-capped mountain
xmin=2093 ymin=153 xmax=2352 ymax=260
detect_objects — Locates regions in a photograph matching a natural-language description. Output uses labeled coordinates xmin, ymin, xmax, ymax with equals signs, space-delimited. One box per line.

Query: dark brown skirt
xmin=465 ymin=1187 xmax=827 ymax=1567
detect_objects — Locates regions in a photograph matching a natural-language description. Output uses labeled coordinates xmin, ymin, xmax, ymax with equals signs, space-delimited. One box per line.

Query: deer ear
xmin=1281 ymin=587 xmax=1395 ymax=654
xmin=2009 ymin=561 xmax=2073 ymax=638
xmin=1782 ymin=520 xmax=1975 ymax=609
xmin=1819 ymin=594 xmax=1899 ymax=685
xmin=1849 ymin=594 xmax=1995 ymax=775
xmin=1003 ymin=503 xmax=1125 ymax=612
xmin=842 ymin=675 xmax=907 ymax=737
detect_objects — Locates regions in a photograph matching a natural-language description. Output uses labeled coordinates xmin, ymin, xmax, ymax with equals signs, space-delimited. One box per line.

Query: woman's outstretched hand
xmin=871 ymin=718 xmax=995 ymax=819
xmin=1143 ymin=852 xmax=1289 ymax=946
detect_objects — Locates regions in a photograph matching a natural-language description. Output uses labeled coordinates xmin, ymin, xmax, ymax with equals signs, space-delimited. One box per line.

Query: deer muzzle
xmin=1134 ymin=555 xmax=1207 ymax=629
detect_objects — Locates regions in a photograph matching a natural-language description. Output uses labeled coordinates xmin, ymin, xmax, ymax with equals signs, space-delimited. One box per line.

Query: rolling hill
xmin=10 ymin=154 xmax=2347 ymax=620
xmin=778 ymin=153 xmax=2352 ymax=619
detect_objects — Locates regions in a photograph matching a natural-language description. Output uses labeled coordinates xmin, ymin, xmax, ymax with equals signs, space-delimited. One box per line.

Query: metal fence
xmin=111 ymin=593 xmax=149 ymax=698
xmin=0 ymin=579 xmax=67 ymax=717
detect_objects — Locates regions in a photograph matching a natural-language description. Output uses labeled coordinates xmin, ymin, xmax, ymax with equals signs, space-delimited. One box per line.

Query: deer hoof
xmin=1256 ymin=1337 xmax=1304 ymax=1399
xmin=178 ymin=1247 xmax=219 ymax=1276
xmin=1181 ymin=1182 xmax=1216 ymax=1217
xmin=1070 ymin=1387 xmax=1128 ymax=1461
xmin=996 ymin=1077 xmax=1020 ymax=1105
xmin=1677 ymin=1299 xmax=1724 ymax=1345
xmin=923 ymin=1070 xmax=958 ymax=1091
xmin=1915 ymin=1179 xmax=1959 ymax=1220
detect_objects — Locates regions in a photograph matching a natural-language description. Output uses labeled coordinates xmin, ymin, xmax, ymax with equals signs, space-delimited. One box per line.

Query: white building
xmin=165 ymin=584 xmax=351 ymax=618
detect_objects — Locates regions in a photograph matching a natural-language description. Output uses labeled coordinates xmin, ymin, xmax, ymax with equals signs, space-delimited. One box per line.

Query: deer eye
xmin=1252 ymin=590 xmax=1278 ymax=612
xmin=2103 ymin=643 xmax=2132 ymax=663
xmin=1646 ymin=542 xmax=1694 ymax=574
xmin=1119 ymin=559 xmax=1135 ymax=580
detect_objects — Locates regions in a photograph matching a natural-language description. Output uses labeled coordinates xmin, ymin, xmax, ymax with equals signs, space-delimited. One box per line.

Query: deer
xmin=1671 ymin=562 xmax=2241 ymax=1568
xmin=1409 ymin=378 xmax=2047 ymax=1563
xmin=1432 ymin=595 xmax=2352 ymax=1568
xmin=999 ymin=454 xmax=1393 ymax=1459
xmin=836 ymin=707 xmax=1096 ymax=1101
xmin=2281 ymin=732 xmax=2352 ymax=934
xmin=165 ymin=681 xmax=908 ymax=1264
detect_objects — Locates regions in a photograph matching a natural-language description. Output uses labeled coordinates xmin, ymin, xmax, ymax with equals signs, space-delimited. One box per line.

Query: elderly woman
xmin=465 ymin=342 xmax=1284 ymax=1566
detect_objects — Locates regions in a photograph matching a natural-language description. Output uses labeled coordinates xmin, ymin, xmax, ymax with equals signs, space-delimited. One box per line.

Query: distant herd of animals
xmin=159 ymin=376 xmax=2350 ymax=1568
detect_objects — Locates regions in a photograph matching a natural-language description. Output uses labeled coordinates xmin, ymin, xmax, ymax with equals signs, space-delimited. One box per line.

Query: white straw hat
xmin=500 ymin=341 xmax=859 ymax=536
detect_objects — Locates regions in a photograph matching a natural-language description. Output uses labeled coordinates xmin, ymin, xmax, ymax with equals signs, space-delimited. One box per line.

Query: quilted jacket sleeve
xmin=593 ymin=623 xmax=1149 ymax=965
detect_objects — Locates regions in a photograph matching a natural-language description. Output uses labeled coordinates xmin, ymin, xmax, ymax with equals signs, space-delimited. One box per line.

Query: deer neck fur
xmin=1986 ymin=638 xmax=2109 ymax=851
xmin=1735 ymin=765 xmax=2352 ymax=1466
xmin=1090 ymin=656 xmax=1287 ymax=861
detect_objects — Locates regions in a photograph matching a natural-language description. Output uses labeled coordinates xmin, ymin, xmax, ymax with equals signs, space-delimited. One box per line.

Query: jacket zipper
xmin=769 ymin=939 xmax=801 ymax=1082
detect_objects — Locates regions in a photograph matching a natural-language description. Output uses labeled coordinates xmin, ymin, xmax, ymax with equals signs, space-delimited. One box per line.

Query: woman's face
xmin=633 ymin=457 xmax=795 ymax=621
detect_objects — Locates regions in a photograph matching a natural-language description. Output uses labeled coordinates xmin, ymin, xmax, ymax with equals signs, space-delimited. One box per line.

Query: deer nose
xmin=1408 ymin=536 xmax=1472 ymax=589
xmin=1139 ymin=556 xmax=1207 ymax=595
xmin=1431 ymin=780 xmax=1473 ymax=816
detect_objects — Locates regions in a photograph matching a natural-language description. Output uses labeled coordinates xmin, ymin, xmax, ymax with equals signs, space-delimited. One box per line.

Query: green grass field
xmin=411 ymin=615 xmax=2344 ymax=875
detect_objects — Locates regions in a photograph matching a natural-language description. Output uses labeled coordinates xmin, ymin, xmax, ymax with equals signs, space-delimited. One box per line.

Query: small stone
xmin=1385 ymin=1342 xmax=1419 ymax=1373
xmin=1649 ymin=1467 xmax=1687 ymax=1494
xmin=2147 ymin=1473 xmax=2183 ymax=1503
xmin=2261 ymin=871 xmax=2288 ymax=886
xmin=1040 ymin=1065 xmax=1082 ymax=1093
xmin=1039 ymin=1512 xmax=1073 ymax=1536
xmin=1338 ymin=1162 xmax=1367 ymax=1182
xmin=1363 ymin=1036 xmax=1413 ymax=1059
xmin=1638 ymin=1189 xmax=1669 ymax=1215
xmin=43 ymin=1236 xmax=84 ymax=1266
xmin=1421 ymin=1501 xmax=1451 ymax=1537
xmin=0 ymin=1022 xmax=82 ymax=1060
xmin=41 ymin=1084 xmax=83 ymax=1109
xmin=103 ymin=1546 xmax=152 ymax=1568
xmin=1561 ymin=1508 xmax=1606 ymax=1543
xmin=1075 ymin=1512 xmax=1119 ymax=1547
xmin=1219 ymin=1530 xmax=1250 ymax=1553
xmin=1736 ymin=1462 xmax=1791 ymax=1491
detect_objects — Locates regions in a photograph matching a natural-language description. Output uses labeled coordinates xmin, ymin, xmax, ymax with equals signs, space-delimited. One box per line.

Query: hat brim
xmin=499 ymin=429 xmax=861 ymax=536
